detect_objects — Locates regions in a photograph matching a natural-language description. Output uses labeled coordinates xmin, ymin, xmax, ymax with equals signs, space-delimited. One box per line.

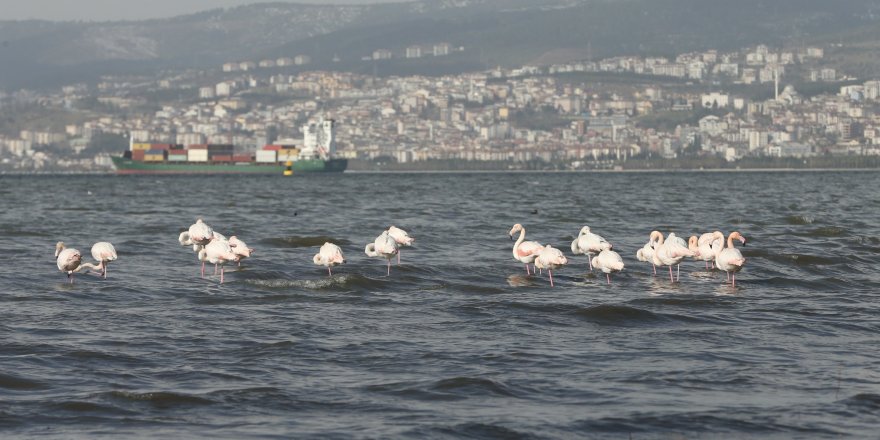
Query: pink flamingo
xmin=650 ymin=231 xmax=696 ymax=282
xmin=636 ymin=234 xmax=658 ymax=275
xmin=570 ymin=226 xmax=612 ymax=271
xmin=199 ymin=239 xmax=237 ymax=284
xmin=55 ymin=242 xmax=100 ymax=284
xmin=716 ymin=231 xmax=747 ymax=287
xmin=229 ymin=236 xmax=254 ymax=266
xmin=314 ymin=242 xmax=346 ymax=276
xmin=365 ymin=231 xmax=399 ymax=276
xmin=534 ymin=245 xmax=568 ymax=287
xmin=90 ymin=242 xmax=117 ymax=279
xmin=592 ymin=250 xmax=625 ymax=285
xmin=697 ymin=232 xmax=724 ymax=270
xmin=508 ymin=224 xmax=543 ymax=275
xmin=387 ymin=226 xmax=413 ymax=264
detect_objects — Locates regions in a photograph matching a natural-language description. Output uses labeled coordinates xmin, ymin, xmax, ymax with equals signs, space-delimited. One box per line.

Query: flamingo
xmin=387 ymin=226 xmax=413 ymax=264
xmin=688 ymin=235 xmax=701 ymax=260
xmin=90 ymin=242 xmax=117 ymax=279
xmin=592 ymin=250 xmax=625 ymax=284
xmin=534 ymin=245 xmax=568 ymax=287
xmin=228 ymin=236 xmax=254 ymax=266
xmin=188 ymin=219 xmax=214 ymax=246
xmin=716 ymin=231 xmax=747 ymax=287
xmin=314 ymin=242 xmax=346 ymax=276
xmin=508 ymin=223 xmax=543 ymax=275
xmin=55 ymin=242 xmax=82 ymax=284
xmin=199 ymin=239 xmax=237 ymax=284
xmin=666 ymin=232 xmax=690 ymax=280
xmin=636 ymin=234 xmax=658 ymax=275
xmin=697 ymin=231 xmax=724 ymax=270
xmin=365 ymin=231 xmax=399 ymax=276
xmin=570 ymin=226 xmax=612 ymax=270
xmin=54 ymin=242 xmax=100 ymax=284
xmin=650 ymin=231 xmax=695 ymax=282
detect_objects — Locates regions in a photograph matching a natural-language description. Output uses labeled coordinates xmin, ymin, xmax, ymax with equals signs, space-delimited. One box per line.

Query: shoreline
xmin=3 ymin=167 xmax=880 ymax=176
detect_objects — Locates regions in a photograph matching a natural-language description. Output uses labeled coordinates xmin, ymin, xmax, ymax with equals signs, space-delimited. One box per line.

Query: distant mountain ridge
xmin=0 ymin=0 xmax=877 ymax=89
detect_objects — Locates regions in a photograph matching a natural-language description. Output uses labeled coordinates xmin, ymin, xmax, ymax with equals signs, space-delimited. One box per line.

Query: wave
xmin=0 ymin=373 xmax=46 ymax=390
xmin=366 ymin=377 xmax=519 ymax=402
xmin=784 ymin=214 xmax=816 ymax=225
xmin=572 ymin=304 xmax=707 ymax=326
xmin=262 ymin=236 xmax=351 ymax=248
xmin=409 ymin=422 xmax=535 ymax=439
xmin=842 ymin=393 xmax=880 ymax=411
xmin=575 ymin=412 xmax=841 ymax=435
xmin=795 ymin=226 xmax=848 ymax=237
xmin=244 ymin=273 xmax=385 ymax=290
xmin=745 ymin=248 xmax=838 ymax=266
xmin=100 ymin=391 xmax=214 ymax=408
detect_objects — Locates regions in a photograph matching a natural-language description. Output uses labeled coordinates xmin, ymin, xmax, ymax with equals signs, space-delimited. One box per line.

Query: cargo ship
xmin=112 ymin=118 xmax=347 ymax=174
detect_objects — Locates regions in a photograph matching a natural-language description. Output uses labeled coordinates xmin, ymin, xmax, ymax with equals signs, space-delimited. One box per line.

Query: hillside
xmin=0 ymin=0 xmax=878 ymax=89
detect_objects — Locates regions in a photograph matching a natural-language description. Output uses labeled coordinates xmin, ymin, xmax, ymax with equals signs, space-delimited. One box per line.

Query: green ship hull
xmin=111 ymin=156 xmax=347 ymax=174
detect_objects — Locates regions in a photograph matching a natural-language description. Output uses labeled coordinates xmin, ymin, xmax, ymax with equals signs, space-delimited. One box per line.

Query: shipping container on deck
xmin=188 ymin=144 xmax=208 ymax=150
xmin=212 ymin=155 xmax=233 ymax=162
xmin=232 ymin=155 xmax=253 ymax=162
xmin=256 ymin=150 xmax=277 ymax=163
xmin=168 ymin=154 xmax=188 ymax=162
xmin=278 ymin=148 xmax=299 ymax=157
xmin=131 ymin=150 xmax=146 ymax=161
xmin=208 ymin=144 xmax=234 ymax=151
xmin=150 ymin=144 xmax=172 ymax=151
xmin=131 ymin=143 xmax=151 ymax=151
xmin=262 ymin=145 xmax=282 ymax=151
xmin=144 ymin=152 xmax=166 ymax=162
xmin=188 ymin=149 xmax=209 ymax=162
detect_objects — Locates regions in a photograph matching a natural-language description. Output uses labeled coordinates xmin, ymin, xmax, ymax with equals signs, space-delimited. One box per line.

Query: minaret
xmin=774 ymin=67 xmax=779 ymax=102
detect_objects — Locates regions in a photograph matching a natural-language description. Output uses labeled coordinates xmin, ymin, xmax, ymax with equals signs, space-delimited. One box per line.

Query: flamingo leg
xmin=732 ymin=273 xmax=736 ymax=287
xmin=727 ymin=271 xmax=731 ymax=282
xmin=102 ymin=262 xmax=108 ymax=279
xmin=220 ymin=267 xmax=224 ymax=284
xmin=606 ymin=273 xmax=611 ymax=285
xmin=524 ymin=263 xmax=530 ymax=275
xmin=588 ymin=257 xmax=593 ymax=271
xmin=328 ymin=267 xmax=332 ymax=277
xmin=652 ymin=263 xmax=657 ymax=276
xmin=676 ymin=264 xmax=680 ymax=281
xmin=669 ymin=266 xmax=674 ymax=283
xmin=387 ymin=259 xmax=391 ymax=276
xmin=548 ymin=270 xmax=554 ymax=287
xmin=214 ymin=263 xmax=218 ymax=275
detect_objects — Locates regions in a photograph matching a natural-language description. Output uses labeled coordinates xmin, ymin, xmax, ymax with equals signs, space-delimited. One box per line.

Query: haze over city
xmin=0 ymin=0 xmax=406 ymax=21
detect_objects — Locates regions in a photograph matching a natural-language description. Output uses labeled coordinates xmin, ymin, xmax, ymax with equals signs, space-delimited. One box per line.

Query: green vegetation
xmin=0 ymin=103 xmax=88 ymax=135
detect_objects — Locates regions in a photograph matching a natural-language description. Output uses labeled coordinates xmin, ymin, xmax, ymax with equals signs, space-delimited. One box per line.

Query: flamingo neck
xmin=514 ymin=228 xmax=526 ymax=250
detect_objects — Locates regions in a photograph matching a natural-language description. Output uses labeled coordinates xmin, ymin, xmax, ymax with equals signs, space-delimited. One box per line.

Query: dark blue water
xmin=1 ymin=171 xmax=879 ymax=438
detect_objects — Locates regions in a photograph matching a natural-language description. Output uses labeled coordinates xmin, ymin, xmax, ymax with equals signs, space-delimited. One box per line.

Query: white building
xmin=199 ymin=87 xmax=215 ymax=99
xmin=433 ymin=43 xmax=450 ymax=57
xmin=406 ymin=46 xmax=422 ymax=59
xmin=701 ymin=92 xmax=730 ymax=108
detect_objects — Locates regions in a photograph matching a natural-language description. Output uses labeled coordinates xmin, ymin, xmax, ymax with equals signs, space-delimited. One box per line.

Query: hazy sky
xmin=0 ymin=0 xmax=407 ymax=22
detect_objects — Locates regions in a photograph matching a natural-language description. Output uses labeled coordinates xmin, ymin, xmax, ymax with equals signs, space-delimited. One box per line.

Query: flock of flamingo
xmin=509 ymin=223 xmax=747 ymax=287
xmin=54 ymin=218 xmax=746 ymax=288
